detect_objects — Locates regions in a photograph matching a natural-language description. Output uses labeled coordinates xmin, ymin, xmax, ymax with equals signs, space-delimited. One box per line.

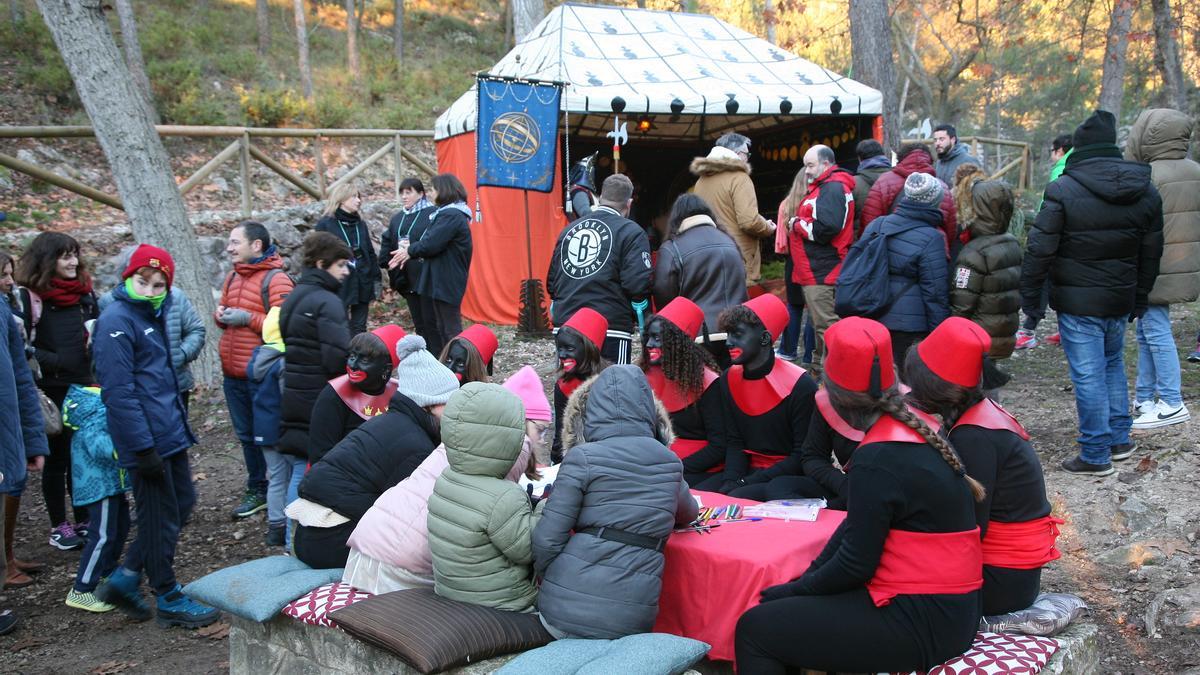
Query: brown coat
xmin=690 ymin=153 xmax=773 ymax=284
xmin=1125 ymin=108 xmax=1200 ymax=306
xmin=217 ymin=253 xmax=294 ymax=378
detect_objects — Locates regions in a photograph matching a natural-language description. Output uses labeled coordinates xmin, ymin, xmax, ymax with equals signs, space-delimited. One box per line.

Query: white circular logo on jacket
xmin=560 ymin=218 xmax=613 ymax=279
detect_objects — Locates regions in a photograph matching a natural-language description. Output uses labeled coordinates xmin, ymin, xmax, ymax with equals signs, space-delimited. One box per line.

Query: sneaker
xmin=231 ymin=490 xmax=267 ymax=519
xmin=48 ymin=522 xmax=82 ymax=551
xmin=94 ymin=568 xmax=152 ymax=622
xmin=1045 ymin=332 xmax=1061 ymax=345
xmin=65 ymin=589 xmax=116 ymax=613
xmin=1061 ymin=456 xmax=1115 ymax=477
xmin=1187 ymin=346 xmax=1200 ymax=363
xmin=264 ymin=524 xmax=285 ymax=547
xmin=74 ymin=521 xmax=91 ymax=541
xmin=1132 ymin=401 xmax=1191 ymax=430
xmin=156 ymin=585 xmax=220 ymax=629
xmin=1110 ymin=443 xmax=1137 ymax=462
xmin=0 ymin=609 xmax=18 ymax=636
xmin=1133 ymin=400 xmax=1155 ymax=417
xmin=1014 ymin=329 xmax=1038 ymax=350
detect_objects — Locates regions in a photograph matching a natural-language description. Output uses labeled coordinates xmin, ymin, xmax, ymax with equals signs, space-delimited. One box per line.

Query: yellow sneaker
xmin=65 ymin=589 xmax=116 ymax=613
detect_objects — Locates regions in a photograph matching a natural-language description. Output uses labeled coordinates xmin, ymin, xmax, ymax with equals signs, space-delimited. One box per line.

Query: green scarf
xmin=124 ymin=277 xmax=167 ymax=311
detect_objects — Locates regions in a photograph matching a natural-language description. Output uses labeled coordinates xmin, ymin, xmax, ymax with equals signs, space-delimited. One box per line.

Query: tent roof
xmin=434 ymin=3 xmax=882 ymax=141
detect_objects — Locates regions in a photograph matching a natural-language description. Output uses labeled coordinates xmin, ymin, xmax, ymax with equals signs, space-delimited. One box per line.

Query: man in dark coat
xmin=852 ymin=139 xmax=892 ymax=237
xmin=1021 ymin=109 xmax=1164 ymax=476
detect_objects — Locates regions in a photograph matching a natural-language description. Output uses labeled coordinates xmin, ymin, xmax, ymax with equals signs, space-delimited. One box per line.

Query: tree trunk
xmin=113 ymin=0 xmax=158 ymax=124
xmin=512 ymin=0 xmax=544 ymax=44
xmin=392 ymin=0 xmax=403 ymax=65
xmin=34 ymin=0 xmax=220 ymax=386
xmin=764 ymin=0 xmax=776 ymax=45
xmin=1150 ymin=0 xmax=1188 ymax=111
xmin=1098 ymin=0 xmax=1136 ymax=122
xmin=9 ymin=0 xmax=23 ymax=25
xmin=294 ymin=0 xmax=313 ymax=100
xmin=345 ymin=0 xmax=360 ymax=81
xmin=256 ymin=0 xmax=270 ymax=56
xmin=850 ymin=0 xmax=901 ymax=152
xmin=504 ymin=0 xmax=513 ymax=49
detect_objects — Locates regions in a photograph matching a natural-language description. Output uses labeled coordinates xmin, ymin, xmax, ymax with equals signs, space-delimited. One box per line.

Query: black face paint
xmin=556 ymin=329 xmax=584 ymax=374
xmin=644 ymin=318 xmax=664 ymax=366
xmin=726 ymin=320 xmax=773 ymax=373
xmin=346 ymin=349 xmax=391 ymax=393
xmin=443 ymin=341 xmax=470 ymax=382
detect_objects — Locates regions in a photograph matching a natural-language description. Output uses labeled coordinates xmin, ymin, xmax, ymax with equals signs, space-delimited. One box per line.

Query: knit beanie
xmin=393 ymin=334 xmax=459 ymax=407
xmin=502 ymin=365 xmax=552 ymax=422
xmin=902 ymin=172 xmax=944 ymax=206
xmin=122 ymin=243 xmax=175 ymax=289
xmin=1073 ymin=109 xmax=1117 ymax=148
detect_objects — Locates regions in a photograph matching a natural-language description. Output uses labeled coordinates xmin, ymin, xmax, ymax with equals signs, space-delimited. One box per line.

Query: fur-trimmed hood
xmin=689 ymin=153 xmax=752 ymax=178
xmin=560 ymin=366 xmax=674 ymax=455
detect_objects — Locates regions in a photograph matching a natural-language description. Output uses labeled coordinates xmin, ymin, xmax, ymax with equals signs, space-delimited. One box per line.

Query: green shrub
xmin=239 ymin=87 xmax=309 ymax=127
xmin=310 ymin=92 xmax=353 ymax=128
xmin=165 ymin=89 xmax=234 ymax=126
xmin=216 ymin=50 xmax=261 ymax=81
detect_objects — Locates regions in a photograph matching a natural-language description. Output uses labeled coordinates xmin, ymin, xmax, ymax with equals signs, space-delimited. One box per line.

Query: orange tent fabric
xmin=436 ymin=133 xmax=567 ymax=325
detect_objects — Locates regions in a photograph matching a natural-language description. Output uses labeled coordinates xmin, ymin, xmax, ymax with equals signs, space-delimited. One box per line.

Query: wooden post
xmin=248 ymin=143 xmax=322 ymax=198
xmin=313 ymin=135 xmax=327 ymax=197
xmin=393 ymin=133 xmax=403 ymax=202
xmin=326 ymin=140 xmax=394 ymax=195
xmin=178 ymin=140 xmax=241 ymax=195
xmin=396 ymin=145 xmax=436 ymax=177
xmin=239 ymin=131 xmax=252 ymax=217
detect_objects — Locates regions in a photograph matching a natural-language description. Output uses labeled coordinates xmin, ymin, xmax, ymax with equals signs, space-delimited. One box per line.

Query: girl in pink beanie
xmin=503 ymin=366 xmax=552 ymax=476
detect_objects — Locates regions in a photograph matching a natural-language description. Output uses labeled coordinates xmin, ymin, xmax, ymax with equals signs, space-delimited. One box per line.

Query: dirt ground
xmin=2 ymin=301 xmax=1199 ymax=674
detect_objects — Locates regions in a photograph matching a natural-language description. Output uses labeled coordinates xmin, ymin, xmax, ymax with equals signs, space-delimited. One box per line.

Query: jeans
xmin=261 ymin=447 xmax=290 ymax=528
xmin=1058 ymin=313 xmax=1132 ymax=464
xmin=286 ymin=456 xmax=307 ymax=548
xmin=223 ymin=376 xmax=268 ymax=495
xmin=1135 ymin=305 xmax=1183 ymax=406
xmin=779 ymin=303 xmax=804 ymax=358
xmin=428 ymin=300 xmax=463 ymax=357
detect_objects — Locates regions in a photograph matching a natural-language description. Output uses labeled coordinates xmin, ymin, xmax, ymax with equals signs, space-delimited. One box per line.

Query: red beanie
xmin=743 ymin=293 xmax=789 ymax=342
xmin=123 ymin=244 xmax=175 ymax=289
xmin=917 ymin=317 xmax=991 ymax=388
xmin=656 ymin=297 xmax=705 ymax=340
xmin=824 ymin=317 xmax=895 ymax=393
xmin=562 ymin=308 xmax=608 ymax=349
xmin=370 ymin=324 xmax=407 ymax=368
xmin=457 ymin=324 xmax=499 ymax=365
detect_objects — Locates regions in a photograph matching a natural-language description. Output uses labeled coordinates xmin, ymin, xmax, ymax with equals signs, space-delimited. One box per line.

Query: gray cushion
xmin=183 ymin=555 xmax=344 ymax=622
xmin=498 ymin=633 xmax=710 ymax=675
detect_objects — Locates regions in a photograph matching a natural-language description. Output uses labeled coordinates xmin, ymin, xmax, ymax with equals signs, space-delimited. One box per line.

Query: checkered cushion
xmin=282 ymin=582 xmax=373 ymax=628
xmin=896 ymin=632 xmax=1060 ymax=675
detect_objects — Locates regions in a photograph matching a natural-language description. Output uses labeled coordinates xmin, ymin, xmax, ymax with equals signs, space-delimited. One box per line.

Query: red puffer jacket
xmin=860 ymin=151 xmax=957 ymax=250
xmin=217 ymin=253 xmax=294 ymax=378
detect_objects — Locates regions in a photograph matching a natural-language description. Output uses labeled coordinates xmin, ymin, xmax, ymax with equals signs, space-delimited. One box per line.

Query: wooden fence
xmin=0 ymin=126 xmax=437 ymax=215
xmin=903 ymin=135 xmax=1033 ymax=189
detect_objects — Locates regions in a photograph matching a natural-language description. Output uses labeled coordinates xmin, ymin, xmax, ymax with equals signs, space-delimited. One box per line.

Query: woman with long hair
xmin=315 ymin=182 xmax=378 ymax=336
xmin=774 ymin=170 xmax=810 ymax=363
xmin=735 ymin=317 xmax=982 ymax=674
xmin=15 ymin=233 xmax=98 ymax=552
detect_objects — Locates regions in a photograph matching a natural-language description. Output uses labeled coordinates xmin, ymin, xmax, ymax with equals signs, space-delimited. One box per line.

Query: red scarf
xmin=39 ymin=277 xmax=93 ymax=307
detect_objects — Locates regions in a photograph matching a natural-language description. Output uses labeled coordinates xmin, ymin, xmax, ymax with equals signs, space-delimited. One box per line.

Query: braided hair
xmin=825 ymin=377 xmax=986 ymax=502
xmin=637 ymin=317 xmax=718 ymax=398
xmin=902 ymin=349 xmax=984 ymax=428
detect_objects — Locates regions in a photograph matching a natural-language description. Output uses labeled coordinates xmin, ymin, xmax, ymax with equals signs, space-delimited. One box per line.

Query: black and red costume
xmin=551 ymin=308 xmax=608 ymax=463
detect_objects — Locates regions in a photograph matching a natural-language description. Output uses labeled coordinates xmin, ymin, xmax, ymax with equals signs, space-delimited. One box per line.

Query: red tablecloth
xmin=653 ymin=491 xmax=846 ymax=662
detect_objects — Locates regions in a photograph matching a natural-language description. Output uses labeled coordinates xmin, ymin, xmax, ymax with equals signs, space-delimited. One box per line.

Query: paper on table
xmin=743 ymin=498 xmax=826 ymax=522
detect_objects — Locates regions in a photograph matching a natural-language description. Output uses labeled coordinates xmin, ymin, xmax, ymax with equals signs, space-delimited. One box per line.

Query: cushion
xmin=282 ymin=582 xmax=374 ymax=628
xmin=330 ymin=588 xmax=552 ymax=674
xmin=893 ymin=631 xmax=1061 ymax=675
xmin=182 ymin=556 xmax=344 ymax=622
xmin=498 ymin=633 xmax=710 ymax=675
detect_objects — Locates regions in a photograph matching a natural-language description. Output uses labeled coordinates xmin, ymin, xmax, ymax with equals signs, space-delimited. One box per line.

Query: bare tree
xmin=392 ymin=0 xmax=403 ymax=65
xmin=113 ymin=0 xmax=158 ymax=124
xmin=504 ymin=0 xmax=513 ymax=48
xmin=9 ymin=0 xmax=23 ymax=25
xmin=345 ymin=0 xmax=360 ymax=81
xmin=294 ymin=0 xmax=313 ymax=100
xmin=850 ymin=0 xmax=900 ymax=151
xmin=512 ymin=0 xmax=544 ymax=43
xmin=1098 ymin=0 xmax=1136 ymax=121
xmin=256 ymin=0 xmax=270 ymax=56
xmin=1150 ymin=0 xmax=1188 ymax=111
xmin=34 ymin=0 xmax=220 ymax=384
xmin=764 ymin=0 xmax=776 ymax=45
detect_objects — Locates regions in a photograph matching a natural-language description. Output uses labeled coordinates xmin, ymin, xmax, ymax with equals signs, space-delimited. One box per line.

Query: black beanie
xmin=1073 ymin=109 xmax=1117 ymax=147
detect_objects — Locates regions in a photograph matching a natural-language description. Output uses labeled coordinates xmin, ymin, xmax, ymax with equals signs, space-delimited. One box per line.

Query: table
xmin=653 ymin=491 xmax=846 ymax=662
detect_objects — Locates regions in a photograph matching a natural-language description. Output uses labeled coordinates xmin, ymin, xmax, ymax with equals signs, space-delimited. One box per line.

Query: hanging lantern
xmin=611 ymin=96 xmax=626 ymax=113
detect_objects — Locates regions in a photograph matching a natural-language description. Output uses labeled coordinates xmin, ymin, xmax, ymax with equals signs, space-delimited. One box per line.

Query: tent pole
xmin=523 ymin=190 xmax=534 ymax=280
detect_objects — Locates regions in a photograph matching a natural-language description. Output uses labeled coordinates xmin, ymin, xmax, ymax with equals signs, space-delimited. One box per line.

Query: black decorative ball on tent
xmin=670 ymin=98 xmax=685 ymax=115
xmin=779 ymin=98 xmax=793 ymax=115
xmin=830 ymin=97 xmax=842 ymax=115
xmin=611 ymin=96 xmax=626 ymax=113
xmin=725 ymin=94 xmax=739 ymax=115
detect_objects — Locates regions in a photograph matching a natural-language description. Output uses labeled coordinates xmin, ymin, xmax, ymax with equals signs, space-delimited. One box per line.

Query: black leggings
xmin=41 ymin=385 xmax=87 ymax=527
xmin=983 ymin=565 xmax=1041 ymax=615
xmin=293 ymin=521 xmax=355 ymax=570
xmin=735 ymin=588 xmax=975 ymax=674
xmin=428 ymin=300 xmax=462 ymax=357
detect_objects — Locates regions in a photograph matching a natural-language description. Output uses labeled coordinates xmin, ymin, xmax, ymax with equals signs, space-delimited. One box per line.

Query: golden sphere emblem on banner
xmin=489 ymin=111 xmax=541 ymax=164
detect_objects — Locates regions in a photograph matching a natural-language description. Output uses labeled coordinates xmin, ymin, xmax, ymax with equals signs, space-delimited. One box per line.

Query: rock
xmin=1144 ymin=583 xmax=1200 ymax=636
xmin=0 ymin=166 xmax=13 ymax=191
xmin=33 ymin=143 xmax=66 ymax=164
xmin=210 ymin=175 xmax=230 ymax=193
xmin=1117 ymin=496 xmax=1166 ymax=534
xmin=270 ymin=180 xmax=292 ymax=199
xmin=16 ymin=148 xmax=38 ymax=165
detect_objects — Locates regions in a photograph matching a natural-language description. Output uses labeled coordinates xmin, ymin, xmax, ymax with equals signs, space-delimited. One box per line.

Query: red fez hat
xmin=562 ymin=308 xmax=608 ymax=349
xmin=743 ymin=293 xmax=789 ymax=342
xmin=656 ymin=297 xmax=705 ymax=340
xmin=370 ymin=324 xmax=408 ymax=367
xmin=457 ymin=324 xmax=499 ymax=365
xmin=824 ymin=317 xmax=895 ymax=394
xmin=123 ymin=244 xmax=175 ymax=289
xmin=917 ymin=317 xmax=991 ymax=388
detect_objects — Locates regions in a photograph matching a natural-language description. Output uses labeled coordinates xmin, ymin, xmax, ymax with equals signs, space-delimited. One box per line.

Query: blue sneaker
xmin=156 ymin=585 xmax=220 ymax=628
xmin=94 ymin=568 xmax=151 ymax=622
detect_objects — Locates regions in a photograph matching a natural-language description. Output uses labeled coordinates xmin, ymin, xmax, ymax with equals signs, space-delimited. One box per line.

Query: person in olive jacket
xmin=950 ymin=178 xmax=1022 ymax=359
xmin=315 ymin=183 xmax=378 ymax=336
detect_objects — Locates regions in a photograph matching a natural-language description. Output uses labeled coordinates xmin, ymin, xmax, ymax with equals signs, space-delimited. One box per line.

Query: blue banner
xmin=477 ymin=78 xmax=561 ymax=193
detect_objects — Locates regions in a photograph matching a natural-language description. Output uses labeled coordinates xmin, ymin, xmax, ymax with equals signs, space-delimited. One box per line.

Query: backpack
xmin=834 ymin=224 xmax=914 ymax=319
xmin=223 ymin=268 xmax=291 ymax=312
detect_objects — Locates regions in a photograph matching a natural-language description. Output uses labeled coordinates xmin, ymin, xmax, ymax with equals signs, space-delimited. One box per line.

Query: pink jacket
xmin=346 ymin=438 xmax=532 ymax=575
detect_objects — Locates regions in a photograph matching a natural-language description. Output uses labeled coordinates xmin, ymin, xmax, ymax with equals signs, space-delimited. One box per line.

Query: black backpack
xmin=834 ymin=223 xmax=913 ymax=319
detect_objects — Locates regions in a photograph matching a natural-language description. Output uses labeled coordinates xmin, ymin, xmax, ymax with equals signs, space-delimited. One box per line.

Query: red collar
xmin=645 ymin=366 xmax=718 ymax=413
xmin=726 ymin=358 xmax=806 ymax=416
xmin=815 ymin=389 xmax=865 ymax=442
xmin=558 ymin=377 xmax=584 ymax=398
xmin=953 ymin=398 xmax=1030 ymax=440
xmin=860 ymin=406 xmax=942 ymax=446
xmin=330 ymin=375 xmax=397 ymax=421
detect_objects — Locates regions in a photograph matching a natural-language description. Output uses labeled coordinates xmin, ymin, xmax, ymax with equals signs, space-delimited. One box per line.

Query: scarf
xmin=124 ymin=277 xmax=166 ymax=311
xmin=1067 ymin=143 xmax=1122 ymax=164
xmin=249 ymin=244 xmax=278 ymax=266
xmin=334 ymin=208 xmax=366 ymax=256
xmin=40 ymin=277 xmax=93 ymax=307
xmin=403 ymin=196 xmax=432 ymax=215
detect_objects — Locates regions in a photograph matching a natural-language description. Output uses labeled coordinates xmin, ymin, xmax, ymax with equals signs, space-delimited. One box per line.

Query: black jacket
xmin=316 ymin=210 xmax=379 ymax=306
xmin=1021 ymin=151 xmax=1164 ymax=320
xmin=278 ymin=267 xmax=352 ymax=458
xmin=380 ymin=206 xmax=435 ymax=294
xmin=299 ymin=391 xmax=439 ymax=521
xmin=408 ymin=204 xmax=473 ymax=305
xmin=652 ymin=220 xmax=747 ymax=331
xmin=33 ymin=292 xmax=99 ymax=389
xmin=307 ymin=383 xmax=368 ymax=464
